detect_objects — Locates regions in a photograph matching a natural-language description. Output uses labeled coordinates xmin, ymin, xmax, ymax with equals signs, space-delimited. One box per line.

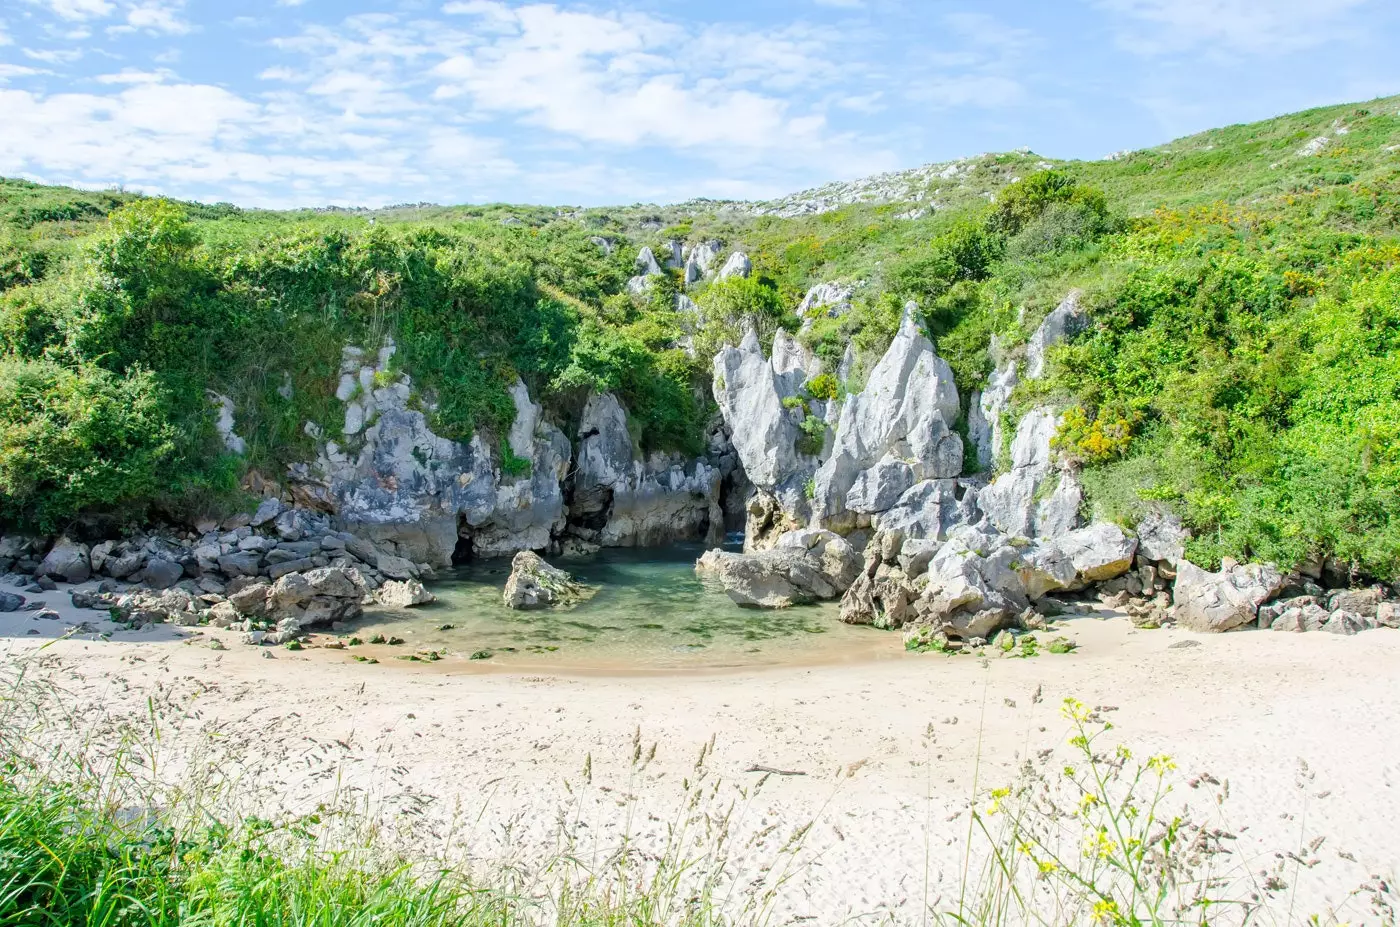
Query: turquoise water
xmin=339 ymin=545 xmax=895 ymax=672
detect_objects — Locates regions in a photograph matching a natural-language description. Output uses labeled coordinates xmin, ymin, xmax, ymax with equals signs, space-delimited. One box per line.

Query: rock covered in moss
xmin=503 ymin=552 xmax=594 ymax=610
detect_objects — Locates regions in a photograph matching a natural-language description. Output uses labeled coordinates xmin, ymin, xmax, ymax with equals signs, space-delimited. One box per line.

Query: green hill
xmin=2 ymin=94 xmax=1398 ymax=576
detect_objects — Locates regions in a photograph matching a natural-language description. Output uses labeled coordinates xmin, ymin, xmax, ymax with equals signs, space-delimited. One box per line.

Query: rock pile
xmin=1 ymin=504 xmax=438 ymax=643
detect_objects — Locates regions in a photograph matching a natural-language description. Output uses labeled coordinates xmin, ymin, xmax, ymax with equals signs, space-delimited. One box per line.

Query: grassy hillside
xmin=2 ymin=95 xmax=1398 ymax=576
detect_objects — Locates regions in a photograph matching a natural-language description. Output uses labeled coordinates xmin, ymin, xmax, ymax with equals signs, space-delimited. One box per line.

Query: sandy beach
xmin=3 ymin=583 xmax=1399 ymax=925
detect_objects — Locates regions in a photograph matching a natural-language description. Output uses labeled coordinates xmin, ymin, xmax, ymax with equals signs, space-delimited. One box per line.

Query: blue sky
xmin=1 ymin=0 xmax=1397 ymax=208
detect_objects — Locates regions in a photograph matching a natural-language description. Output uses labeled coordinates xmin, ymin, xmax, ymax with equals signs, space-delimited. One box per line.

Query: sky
xmin=0 ymin=0 xmax=1397 ymax=209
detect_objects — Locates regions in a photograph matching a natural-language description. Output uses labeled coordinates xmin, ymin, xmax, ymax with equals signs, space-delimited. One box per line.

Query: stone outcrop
xmin=796 ymin=282 xmax=853 ymax=324
xmin=695 ymin=529 xmax=859 ymax=608
xmin=503 ymin=552 xmax=594 ymax=610
xmin=684 ymin=240 xmax=723 ymax=285
xmin=971 ymin=294 xmax=1089 ymax=539
xmin=37 ymin=537 xmax=91 ymax=584
xmin=712 ymin=328 xmax=818 ymax=544
xmin=716 ymin=251 xmax=752 ymax=281
xmin=812 ymin=303 xmax=961 ymax=531
xmin=1172 ymin=559 xmax=1284 ymax=633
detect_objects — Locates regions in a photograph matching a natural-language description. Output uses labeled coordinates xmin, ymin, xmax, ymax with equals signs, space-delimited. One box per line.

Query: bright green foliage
xmin=804 ymin=373 xmax=839 ymax=401
xmin=1 ymin=95 xmax=1399 ymax=575
xmin=0 ymin=358 xmax=180 ymax=529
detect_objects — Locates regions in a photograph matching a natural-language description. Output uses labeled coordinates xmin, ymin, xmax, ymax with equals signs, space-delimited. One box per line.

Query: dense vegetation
xmin=2 ymin=95 xmax=1398 ymax=577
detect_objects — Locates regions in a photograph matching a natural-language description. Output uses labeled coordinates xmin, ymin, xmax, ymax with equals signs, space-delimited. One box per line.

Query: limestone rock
xmin=1025 ymin=291 xmax=1088 ymax=380
xmin=1053 ymin=523 xmax=1137 ymax=586
xmin=377 ymin=579 xmax=435 ymax=608
xmin=37 ymin=537 xmax=91 ymax=584
xmin=695 ymin=546 xmax=843 ymax=609
xmin=1173 ymin=559 xmax=1284 ymax=633
xmin=796 ymin=282 xmax=853 ymax=322
xmin=813 ymin=303 xmax=961 ymax=527
xmin=208 ymin=392 xmax=247 ymax=455
xmin=716 ymin=251 xmax=752 ymax=281
xmin=1135 ymin=509 xmax=1189 ymax=564
xmin=979 ymin=409 xmax=1082 ymax=539
xmin=846 ymin=456 xmax=915 ymax=514
xmin=875 ymin=479 xmax=977 ymax=541
xmin=572 ymin=392 xmax=722 ymax=548
xmin=504 ymin=552 xmax=594 ymax=610
xmin=635 ymin=247 xmax=662 ymax=277
xmin=684 ymin=240 xmax=722 ymax=285
xmin=713 ymin=329 xmax=807 ymax=497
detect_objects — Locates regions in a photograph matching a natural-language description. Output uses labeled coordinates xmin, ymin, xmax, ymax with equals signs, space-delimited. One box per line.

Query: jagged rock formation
xmin=975 ymin=293 xmax=1090 ymax=538
xmin=812 ymin=302 xmax=962 ymax=533
xmin=712 ymin=327 xmax=824 ymax=548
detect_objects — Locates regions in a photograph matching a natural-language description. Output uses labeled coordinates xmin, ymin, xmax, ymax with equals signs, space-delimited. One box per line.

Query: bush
xmin=0 ymin=358 xmax=178 ymax=529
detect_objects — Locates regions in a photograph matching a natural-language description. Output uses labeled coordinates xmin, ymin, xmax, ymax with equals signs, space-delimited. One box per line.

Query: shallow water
xmin=340 ymin=544 xmax=898 ymax=673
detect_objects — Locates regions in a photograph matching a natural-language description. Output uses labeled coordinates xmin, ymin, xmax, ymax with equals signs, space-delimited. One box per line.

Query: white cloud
xmin=95 ymin=68 xmax=171 ymax=84
xmin=23 ymin=46 xmax=83 ymax=63
xmin=428 ymin=1 xmax=877 ymax=174
xmin=30 ymin=0 xmax=115 ymax=21
xmin=111 ymin=0 xmax=192 ymax=35
xmin=1096 ymin=0 xmax=1374 ymax=55
xmin=0 ymin=64 xmax=44 ymax=80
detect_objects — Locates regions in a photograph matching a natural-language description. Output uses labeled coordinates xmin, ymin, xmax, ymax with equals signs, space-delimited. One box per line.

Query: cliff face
xmin=272 ymin=340 xmax=733 ymax=567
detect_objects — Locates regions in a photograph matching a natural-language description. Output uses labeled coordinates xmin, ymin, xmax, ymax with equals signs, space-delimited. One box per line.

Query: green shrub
xmin=0 ymin=358 xmax=179 ymax=529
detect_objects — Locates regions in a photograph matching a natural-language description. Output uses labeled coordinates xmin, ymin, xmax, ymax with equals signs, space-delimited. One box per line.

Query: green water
xmin=341 ymin=545 xmax=894 ymax=672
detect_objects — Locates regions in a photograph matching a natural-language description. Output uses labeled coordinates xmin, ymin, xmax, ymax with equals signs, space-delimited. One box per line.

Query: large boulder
xmin=376 ymin=579 xmax=435 ymax=609
xmin=812 ymin=303 xmax=962 ymax=526
xmin=696 ymin=542 xmax=851 ymax=609
xmin=36 ymin=537 xmax=91 ymax=584
xmin=1173 ymin=559 xmax=1284 ymax=633
xmin=137 ymin=558 xmax=184 ymax=591
xmin=503 ymin=552 xmax=594 ymax=610
xmin=1053 ymin=523 xmax=1137 ymax=586
xmin=716 ymin=251 xmax=752 ymax=281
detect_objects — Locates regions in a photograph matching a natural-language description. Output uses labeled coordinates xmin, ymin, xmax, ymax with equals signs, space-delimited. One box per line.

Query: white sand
xmin=4 ymin=582 xmax=1399 ymax=924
